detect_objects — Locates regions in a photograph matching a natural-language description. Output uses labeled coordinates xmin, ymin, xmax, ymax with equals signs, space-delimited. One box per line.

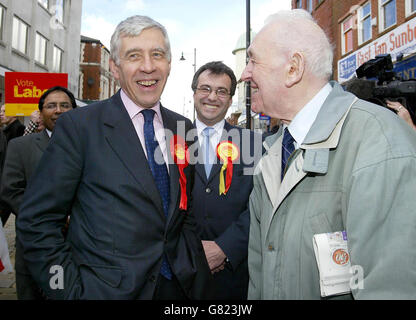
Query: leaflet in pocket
xmin=313 ymin=231 xmax=351 ymax=297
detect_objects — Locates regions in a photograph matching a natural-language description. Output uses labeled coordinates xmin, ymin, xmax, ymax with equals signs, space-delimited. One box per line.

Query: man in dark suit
xmin=1 ymin=86 xmax=76 ymax=299
xmin=16 ymin=15 xmax=210 ymax=300
xmin=190 ymin=61 xmax=262 ymax=299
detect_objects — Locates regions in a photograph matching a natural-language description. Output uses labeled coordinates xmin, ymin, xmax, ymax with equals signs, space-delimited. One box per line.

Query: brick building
xmin=292 ymin=0 xmax=416 ymax=83
xmin=79 ymin=35 xmax=118 ymax=103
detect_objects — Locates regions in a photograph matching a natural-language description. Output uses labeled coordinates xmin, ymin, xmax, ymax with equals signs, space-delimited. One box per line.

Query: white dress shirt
xmin=120 ymin=89 xmax=169 ymax=171
xmin=195 ymin=118 xmax=225 ymax=163
xmin=286 ymin=82 xmax=333 ymax=149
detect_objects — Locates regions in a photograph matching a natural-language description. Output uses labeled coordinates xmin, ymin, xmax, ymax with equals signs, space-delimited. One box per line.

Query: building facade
xmin=79 ymin=35 xmax=118 ymax=103
xmin=292 ymin=0 xmax=416 ymax=83
xmin=0 ymin=0 xmax=82 ymax=105
xmin=232 ymin=31 xmax=265 ymax=131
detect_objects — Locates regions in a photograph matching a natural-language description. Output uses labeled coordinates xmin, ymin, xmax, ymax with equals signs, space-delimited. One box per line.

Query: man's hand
xmin=202 ymin=240 xmax=227 ymax=274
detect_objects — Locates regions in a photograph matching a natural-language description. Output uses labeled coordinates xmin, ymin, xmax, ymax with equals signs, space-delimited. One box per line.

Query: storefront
xmin=338 ymin=16 xmax=416 ymax=83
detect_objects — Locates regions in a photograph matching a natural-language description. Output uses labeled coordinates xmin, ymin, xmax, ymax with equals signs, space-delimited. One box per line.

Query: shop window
xmin=341 ymin=16 xmax=354 ymax=55
xmin=307 ymin=0 xmax=313 ymax=12
xmin=379 ymin=0 xmax=396 ymax=31
xmin=358 ymin=2 xmax=372 ymax=44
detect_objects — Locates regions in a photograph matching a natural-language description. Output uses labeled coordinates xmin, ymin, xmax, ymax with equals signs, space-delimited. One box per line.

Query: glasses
xmin=195 ymin=86 xmax=230 ymax=98
xmin=43 ymin=103 xmax=72 ymax=111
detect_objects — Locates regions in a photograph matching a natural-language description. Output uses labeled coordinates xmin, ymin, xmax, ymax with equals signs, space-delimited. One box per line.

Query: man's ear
xmin=285 ymin=52 xmax=305 ymax=88
xmin=109 ymin=58 xmax=120 ymax=80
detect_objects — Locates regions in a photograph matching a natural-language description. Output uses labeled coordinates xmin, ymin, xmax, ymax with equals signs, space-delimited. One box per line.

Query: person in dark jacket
xmin=0 ymin=104 xmax=25 ymax=142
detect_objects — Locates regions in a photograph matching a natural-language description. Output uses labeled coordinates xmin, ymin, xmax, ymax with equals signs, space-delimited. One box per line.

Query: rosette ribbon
xmin=216 ymin=141 xmax=240 ymax=196
xmin=170 ymin=134 xmax=189 ymax=210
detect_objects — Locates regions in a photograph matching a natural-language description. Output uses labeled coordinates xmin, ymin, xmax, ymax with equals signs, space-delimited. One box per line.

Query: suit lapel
xmin=34 ymin=130 xmax=50 ymax=152
xmin=103 ymin=92 xmax=165 ymax=220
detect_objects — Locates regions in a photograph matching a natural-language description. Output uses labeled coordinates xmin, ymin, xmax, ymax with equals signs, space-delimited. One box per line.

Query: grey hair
xmin=110 ymin=15 xmax=171 ymax=65
xmin=264 ymin=9 xmax=333 ymax=81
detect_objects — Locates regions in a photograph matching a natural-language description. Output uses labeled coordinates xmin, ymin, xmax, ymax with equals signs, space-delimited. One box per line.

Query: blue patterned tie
xmin=281 ymin=127 xmax=295 ymax=181
xmin=202 ymin=127 xmax=214 ymax=178
xmin=142 ymin=109 xmax=172 ymax=280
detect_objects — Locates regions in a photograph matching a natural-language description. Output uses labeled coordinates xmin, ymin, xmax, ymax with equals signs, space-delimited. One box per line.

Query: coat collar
xmin=260 ymin=82 xmax=357 ymax=232
xmin=33 ymin=129 xmax=50 ymax=152
xmin=302 ymin=81 xmax=356 ymax=145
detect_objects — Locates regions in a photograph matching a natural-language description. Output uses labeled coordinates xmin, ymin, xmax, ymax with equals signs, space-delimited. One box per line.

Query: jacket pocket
xmin=78 ymin=263 xmax=123 ymax=288
xmin=308 ymin=212 xmax=334 ymax=235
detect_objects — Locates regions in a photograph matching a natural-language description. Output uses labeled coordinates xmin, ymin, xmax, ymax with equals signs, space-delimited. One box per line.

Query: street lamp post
xmin=245 ymin=0 xmax=251 ymax=129
xmin=180 ymin=48 xmax=197 ymax=121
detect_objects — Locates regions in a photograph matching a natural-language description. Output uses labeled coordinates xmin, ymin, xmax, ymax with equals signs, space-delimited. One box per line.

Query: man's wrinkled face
xmin=41 ymin=91 xmax=73 ymax=131
xmin=110 ymin=28 xmax=171 ymax=108
xmin=240 ymin=24 xmax=290 ymax=121
xmin=193 ymin=70 xmax=232 ymax=126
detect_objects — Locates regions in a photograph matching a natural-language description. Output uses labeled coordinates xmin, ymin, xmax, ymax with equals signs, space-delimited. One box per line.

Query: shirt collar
xmin=195 ymin=118 xmax=225 ymax=137
xmin=120 ymin=89 xmax=162 ymax=121
xmin=46 ymin=128 xmax=52 ymax=137
xmin=288 ymin=82 xmax=332 ymax=147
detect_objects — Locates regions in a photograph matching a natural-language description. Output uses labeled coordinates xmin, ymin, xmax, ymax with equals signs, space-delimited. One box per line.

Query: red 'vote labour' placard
xmin=5 ymin=72 xmax=68 ymax=116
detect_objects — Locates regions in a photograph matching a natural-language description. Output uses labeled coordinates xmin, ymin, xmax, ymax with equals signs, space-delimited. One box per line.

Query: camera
xmin=343 ymin=54 xmax=416 ymax=125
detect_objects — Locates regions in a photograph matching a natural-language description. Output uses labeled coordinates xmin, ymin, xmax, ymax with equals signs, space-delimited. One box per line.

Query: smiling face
xmin=110 ymin=27 xmax=171 ymax=108
xmin=193 ymin=70 xmax=233 ymax=126
xmin=240 ymin=23 xmax=292 ymax=122
xmin=41 ymin=90 xmax=73 ymax=131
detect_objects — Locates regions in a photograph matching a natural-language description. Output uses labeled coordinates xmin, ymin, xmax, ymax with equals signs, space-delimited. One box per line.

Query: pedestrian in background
xmin=0 ymin=105 xmax=25 ymax=143
xmin=191 ymin=61 xmax=262 ymax=299
xmin=1 ymin=86 xmax=76 ymax=299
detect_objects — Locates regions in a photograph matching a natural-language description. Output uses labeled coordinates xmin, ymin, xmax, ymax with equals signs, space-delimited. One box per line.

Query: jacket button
xmin=268 ymin=243 xmax=274 ymax=251
xmin=149 ymin=275 xmax=156 ymax=282
xmin=205 ymin=187 xmax=211 ymax=194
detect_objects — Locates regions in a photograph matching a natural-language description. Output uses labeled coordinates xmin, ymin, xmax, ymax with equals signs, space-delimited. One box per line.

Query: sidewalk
xmin=0 ymin=215 xmax=17 ymax=300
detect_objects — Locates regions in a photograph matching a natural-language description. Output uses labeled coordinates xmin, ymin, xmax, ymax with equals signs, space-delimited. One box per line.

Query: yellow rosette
xmin=216 ymin=141 xmax=239 ymax=196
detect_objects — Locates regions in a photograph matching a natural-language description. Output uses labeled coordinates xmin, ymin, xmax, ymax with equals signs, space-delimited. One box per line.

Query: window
xmin=35 ymin=33 xmax=47 ymax=65
xmin=55 ymin=0 xmax=64 ymax=23
xmin=296 ymin=0 xmax=303 ymax=9
xmin=307 ymin=0 xmax=313 ymax=12
xmin=341 ymin=17 xmax=354 ymax=55
xmin=38 ymin=0 xmax=48 ymax=9
xmin=405 ymin=0 xmax=416 ymax=16
xmin=358 ymin=2 xmax=372 ymax=44
xmin=0 ymin=5 xmax=4 ymax=41
xmin=52 ymin=46 xmax=63 ymax=72
xmin=12 ymin=16 xmax=28 ymax=54
xmin=379 ymin=0 xmax=396 ymax=30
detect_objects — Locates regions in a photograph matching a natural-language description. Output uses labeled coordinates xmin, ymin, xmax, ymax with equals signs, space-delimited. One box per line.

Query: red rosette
xmin=170 ymin=134 xmax=189 ymax=210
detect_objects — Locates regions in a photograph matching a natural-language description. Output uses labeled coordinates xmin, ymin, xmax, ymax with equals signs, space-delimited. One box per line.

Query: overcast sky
xmin=81 ymin=0 xmax=292 ymax=117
